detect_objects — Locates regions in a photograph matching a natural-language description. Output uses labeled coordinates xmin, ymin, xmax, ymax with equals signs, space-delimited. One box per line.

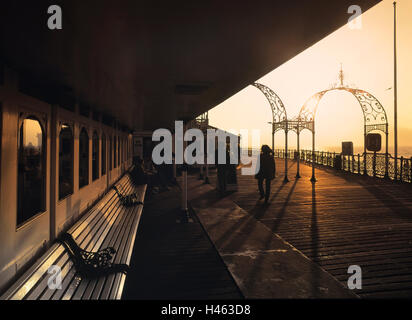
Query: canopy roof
xmin=0 ymin=0 xmax=381 ymax=131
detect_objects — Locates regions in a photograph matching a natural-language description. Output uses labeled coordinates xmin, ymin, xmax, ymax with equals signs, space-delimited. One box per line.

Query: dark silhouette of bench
xmin=1 ymin=174 xmax=146 ymax=300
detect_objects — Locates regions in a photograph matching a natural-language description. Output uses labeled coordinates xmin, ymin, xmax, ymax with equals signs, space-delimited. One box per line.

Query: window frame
xmin=16 ymin=113 xmax=47 ymax=228
xmin=114 ymin=135 xmax=117 ymax=168
xmin=78 ymin=127 xmax=90 ymax=189
xmin=58 ymin=122 xmax=74 ymax=200
xmin=101 ymin=133 xmax=106 ymax=176
xmin=92 ymin=130 xmax=99 ymax=181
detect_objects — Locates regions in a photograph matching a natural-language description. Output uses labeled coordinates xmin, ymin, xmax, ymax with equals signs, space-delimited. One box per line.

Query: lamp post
xmin=393 ymin=1 xmax=398 ymax=180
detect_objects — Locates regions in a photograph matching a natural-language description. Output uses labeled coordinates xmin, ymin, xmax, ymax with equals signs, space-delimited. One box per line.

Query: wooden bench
xmin=1 ymin=174 xmax=146 ymax=300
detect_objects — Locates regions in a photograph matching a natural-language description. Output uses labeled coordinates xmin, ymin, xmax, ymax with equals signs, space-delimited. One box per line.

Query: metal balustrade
xmin=273 ymin=149 xmax=412 ymax=183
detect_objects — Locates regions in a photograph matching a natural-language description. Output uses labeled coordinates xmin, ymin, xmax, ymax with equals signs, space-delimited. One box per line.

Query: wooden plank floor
xmin=122 ymin=185 xmax=243 ymax=300
xmin=213 ymin=160 xmax=412 ymax=298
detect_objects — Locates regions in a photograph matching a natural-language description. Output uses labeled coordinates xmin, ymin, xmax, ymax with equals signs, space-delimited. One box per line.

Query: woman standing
xmin=255 ymin=145 xmax=276 ymax=203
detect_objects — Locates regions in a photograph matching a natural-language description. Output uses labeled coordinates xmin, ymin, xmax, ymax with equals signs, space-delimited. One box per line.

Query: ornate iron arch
xmin=298 ymin=87 xmax=388 ymax=134
xmin=252 ymin=82 xmax=291 ymax=182
xmin=297 ymin=86 xmax=389 ymax=182
xmin=252 ymin=82 xmax=287 ymax=126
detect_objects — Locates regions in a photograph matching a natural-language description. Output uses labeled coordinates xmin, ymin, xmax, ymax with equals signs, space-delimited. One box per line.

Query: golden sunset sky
xmin=208 ymin=0 xmax=412 ymax=155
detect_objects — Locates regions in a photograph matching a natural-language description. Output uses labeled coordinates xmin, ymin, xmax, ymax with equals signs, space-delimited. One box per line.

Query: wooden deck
xmin=122 ymin=185 xmax=243 ymax=300
xmin=215 ymin=159 xmax=412 ymax=298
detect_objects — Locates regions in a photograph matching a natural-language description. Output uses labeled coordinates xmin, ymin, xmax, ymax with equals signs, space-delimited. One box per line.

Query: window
xmin=114 ymin=136 xmax=117 ymax=168
xmin=17 ymin=117 xmax=45 ymax=226
xmin=79 ymin=128 xmax=89 ymax=188
xmin=59 ymin=124 xmax=73 ymax=199
xmin=109 ymin=135 xmax=113 ymax=170
xmin=92 ymin=131 xmax=99 ymax=181
xmin=101 ymin=133 xmax=106 ymax=175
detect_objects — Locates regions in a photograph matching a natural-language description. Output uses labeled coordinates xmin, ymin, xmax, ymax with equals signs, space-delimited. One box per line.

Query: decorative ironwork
xmin=252 ymin=83 xmax=314 ymax=134
xmin=252 ymin=82 xmax=295 ymax=182
xmin=294 ymin=67 xmax=390 ymax=182
xmin=274 ymin=149 xmax=412 ymax=183
xmin=112 ymin=184 xmax=143 ymax=207
xmin=297 ymin=91 xmax=327 ymax=124
xmin=58 ymin=233 xmax=129 ymax=278
xmin=252 ymin=83 xmax=287 ymax=124
xmin=298 ymin=87 xmax=388 ymax=134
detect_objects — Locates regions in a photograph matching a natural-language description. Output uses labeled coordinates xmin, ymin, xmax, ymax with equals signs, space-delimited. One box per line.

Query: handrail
xmin=273 ymin=149 xmax=412 ymax=183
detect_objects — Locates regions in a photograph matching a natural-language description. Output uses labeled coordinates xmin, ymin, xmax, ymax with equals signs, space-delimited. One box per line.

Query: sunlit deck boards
xmin=222 ymin=159 xmax=412 ymax=298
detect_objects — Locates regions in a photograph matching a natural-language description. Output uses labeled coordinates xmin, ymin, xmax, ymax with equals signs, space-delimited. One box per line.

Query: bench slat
xmin=1 ymin=173 xmax=146 ymax=300
xmin=94 ymin=202 xmax=138 ymax=299
xmin=2 ymin=190 xmax=119 ymax=299
xmin=38 ymin=186 xmax=127 ymax=300
xmin=72 ymin=183 xmax=135 ymax=299
xmin=88 ymin=183 xmax=140 ymax=299
xmin=53 ymin=181 xmax=135 ymax=300
xmin=102 ymin=185 xmax=145 ymax=299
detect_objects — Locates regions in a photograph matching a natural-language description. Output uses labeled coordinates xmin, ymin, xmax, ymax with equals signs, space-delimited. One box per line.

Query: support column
xmin=272 ymin=123 xmax=275 ymax=154
xmin=296 ymin=130 xmax=301 ymax=179
xmin=180 ymin=121 xmax=189 ymax=222
xmin=173 ymin=158 xmax=177 ymax=180
xmin=311 ymin=130 xmax=316 ymax=182
xmin=363 ymin=127 xmax=368 ymax=176
xmin=199 ymin=164 xmax=204 ymax=180
xmin=284 ymin=127 xmax=289 ymax=183
xmin=50 ymin=105 xmax=58 ymax=241
xmin=204 ymin=163 xmax=210 ymax=184
xmin=181 ymin=166 xmax=188 ymax=214
xmin=394 ymin=1 xmax=398 ymax=181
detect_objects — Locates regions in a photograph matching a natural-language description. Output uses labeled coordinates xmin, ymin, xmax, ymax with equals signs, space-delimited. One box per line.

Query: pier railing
xmin=273 ymin=149 xmax=412 ymax=183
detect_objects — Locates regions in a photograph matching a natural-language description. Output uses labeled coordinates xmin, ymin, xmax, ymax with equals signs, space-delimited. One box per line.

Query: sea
xmin=242 ymin=146 xmax=412 ymax=158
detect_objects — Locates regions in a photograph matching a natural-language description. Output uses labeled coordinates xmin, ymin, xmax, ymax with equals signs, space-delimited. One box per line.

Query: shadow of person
xmin=310 ymin=181 xmax=320 ymax=296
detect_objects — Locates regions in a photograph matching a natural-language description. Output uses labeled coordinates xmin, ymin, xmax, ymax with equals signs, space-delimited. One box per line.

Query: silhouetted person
xmin=131 ymin=157 xmax=147 ymax=185
xmin=216 ymin=142 xmax=230 ymax=196
xmin=255 ymin=145 xmax=276 ymax=203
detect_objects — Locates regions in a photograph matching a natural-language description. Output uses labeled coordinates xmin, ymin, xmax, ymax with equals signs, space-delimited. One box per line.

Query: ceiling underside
xmin=0 ymin=0 xmax=381 ymax=131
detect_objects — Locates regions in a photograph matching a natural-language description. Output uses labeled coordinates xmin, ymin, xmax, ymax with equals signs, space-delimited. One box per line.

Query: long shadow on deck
xmin=122 ymin=186 xmax=243 ymax=300
xmin=310 ymin=182 xmax=320 ymax=296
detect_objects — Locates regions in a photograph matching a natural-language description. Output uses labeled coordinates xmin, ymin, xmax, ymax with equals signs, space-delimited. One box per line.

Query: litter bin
xmin=334 ymin=155 xmax=342 ymax=170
